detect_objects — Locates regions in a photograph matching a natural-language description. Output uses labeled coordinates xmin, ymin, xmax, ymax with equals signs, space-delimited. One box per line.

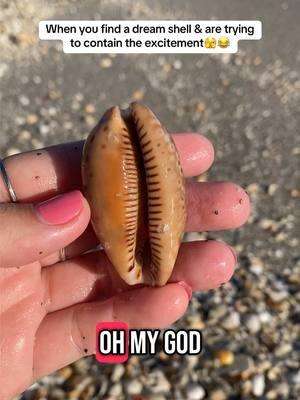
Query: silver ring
xmin=59 ymin=247 xmax=66 ymax=262
xmin=0 ymin=159 xmax=17 ymax=202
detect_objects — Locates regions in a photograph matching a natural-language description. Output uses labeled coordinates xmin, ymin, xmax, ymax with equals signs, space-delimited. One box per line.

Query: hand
xmin=0 ymin=134 xmax=250 ymax=399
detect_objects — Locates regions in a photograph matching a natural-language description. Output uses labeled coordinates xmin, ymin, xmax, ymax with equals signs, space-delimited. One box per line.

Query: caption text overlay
xmin=39 ymin=20 xmax=262 ymax=54
xmin=96 ymin=322 xmax=202 ymax=363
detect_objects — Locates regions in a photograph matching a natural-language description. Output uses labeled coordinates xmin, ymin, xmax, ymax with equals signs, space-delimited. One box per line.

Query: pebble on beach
xmin=185 ymin=383 xmax=206 ymax=400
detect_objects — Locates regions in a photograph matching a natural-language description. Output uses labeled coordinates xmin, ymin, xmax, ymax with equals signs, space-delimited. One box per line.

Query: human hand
xmin=0 ymin=134 xmax=250 ymax=399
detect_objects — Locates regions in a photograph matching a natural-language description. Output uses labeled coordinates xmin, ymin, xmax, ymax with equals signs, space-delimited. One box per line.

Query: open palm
xmin=0 ymin=134 xmax=250 ymax=399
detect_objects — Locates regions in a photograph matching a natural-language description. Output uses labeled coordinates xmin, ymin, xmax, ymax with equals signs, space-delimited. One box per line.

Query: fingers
xmin=186 ymin=181 xmax=250 ymax=231
xmin=40 ymin=223 xmax=98 ymax=266
xmin=0 ymin=133 xmax=214 ymax=203
xmin=42 ymin=180 xmax=250 ymax=265
xmin=41 ymin=253 xmax=103 ymax=312
xmin=42 ymin=240 xmax=236 ymax=313
xmin=171 ymin=241 xmax=236 ymax=290
xmin=173 ymin=133 xmax=214 ymax=176
xmin=33 ymin=283 xmax=189 ymax=378
xmin=0 ymin=191 xmax=90 ymax=268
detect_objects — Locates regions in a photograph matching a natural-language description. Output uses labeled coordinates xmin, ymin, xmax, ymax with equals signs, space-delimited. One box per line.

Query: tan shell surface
xmin=82 ymin=103 xmax=186 ymax=286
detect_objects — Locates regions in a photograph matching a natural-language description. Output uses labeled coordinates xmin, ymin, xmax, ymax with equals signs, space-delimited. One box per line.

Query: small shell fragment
xmin=82 ymin=103 xmax=186 ymax=286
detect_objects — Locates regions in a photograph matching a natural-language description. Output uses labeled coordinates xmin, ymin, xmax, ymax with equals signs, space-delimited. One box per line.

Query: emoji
xmin=205 ymin=37 xmax=216 ymax=48
xmin=218 ymin=36 xmax=230 ymax=48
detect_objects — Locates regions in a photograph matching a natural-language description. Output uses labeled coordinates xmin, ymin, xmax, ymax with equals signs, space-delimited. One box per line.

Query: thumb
xmin=0 ymin=191 xmax=90 ymax=268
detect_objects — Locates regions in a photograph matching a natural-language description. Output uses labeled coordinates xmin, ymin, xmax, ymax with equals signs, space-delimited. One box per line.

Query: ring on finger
xmin=0 ymin=158 xmax=17 ymax=203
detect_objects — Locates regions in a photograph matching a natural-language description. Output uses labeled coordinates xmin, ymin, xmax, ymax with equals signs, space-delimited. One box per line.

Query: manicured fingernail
xmin=177 ymin=281 xmax=193 ymax=300
xmin=35 ymin=190 xmax=83 ymax=225
xmin=229 ymin=246 xmax=238 ymax=265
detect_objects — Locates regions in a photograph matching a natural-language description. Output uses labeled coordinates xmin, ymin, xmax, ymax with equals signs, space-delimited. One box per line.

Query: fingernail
xmin=177 ymin=281 xmax=193 ymax=300
xmin=229 ymin=246 xmax=238 ymax=265
xmin=35 ymin=190 xmax=83 ymax=225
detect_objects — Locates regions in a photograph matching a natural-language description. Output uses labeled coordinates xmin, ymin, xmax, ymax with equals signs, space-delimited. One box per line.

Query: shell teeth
xmin=82 ymin=103 xmax=186 ymax=287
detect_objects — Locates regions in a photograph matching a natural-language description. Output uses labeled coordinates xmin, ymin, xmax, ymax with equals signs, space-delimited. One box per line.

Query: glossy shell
xmin=82 ymin=103 xmax=186 ymax=286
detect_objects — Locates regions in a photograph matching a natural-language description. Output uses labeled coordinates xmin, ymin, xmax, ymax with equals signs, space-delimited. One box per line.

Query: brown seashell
xmin=82 ymin=103 xmax=186 ymax=286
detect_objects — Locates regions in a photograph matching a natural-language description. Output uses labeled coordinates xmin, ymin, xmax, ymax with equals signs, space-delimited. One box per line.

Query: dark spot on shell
xmin=83 ymin=336 xmax=86 ymax=340
xmin=239 ymin=198 xmax=243 ymax=204
xmin=214 ymin=210 xmax=219 ymax=215
xmin=101 ymin=144 xmax=107 ymax=149
xmin=35 ymin=175 xmax=40 ymax=180
xmin=36 ymin=152 xmax=42 ymax=156
xmin=39 ymin=251 xmax=43 ymax=255
xmin=84 ymin=348 xmax=88 ymax=353
xmin=40 ymin=302 xmax=43 ymax=306
xmin=157 ymin=143 xmax=161 ymax=147
xmin=167 ymin=167 xmax=171 ymax=172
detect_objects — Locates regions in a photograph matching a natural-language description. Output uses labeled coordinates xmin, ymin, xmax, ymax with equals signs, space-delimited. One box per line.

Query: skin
xmin=0 ymin=133 xmax=250 ymax=399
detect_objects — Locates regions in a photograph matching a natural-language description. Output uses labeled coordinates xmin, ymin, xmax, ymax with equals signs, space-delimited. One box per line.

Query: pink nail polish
xmin=177 ymin=281 xmax=193 ymax=300
xmin=35 ymin=190 xmax=83 ymax=225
